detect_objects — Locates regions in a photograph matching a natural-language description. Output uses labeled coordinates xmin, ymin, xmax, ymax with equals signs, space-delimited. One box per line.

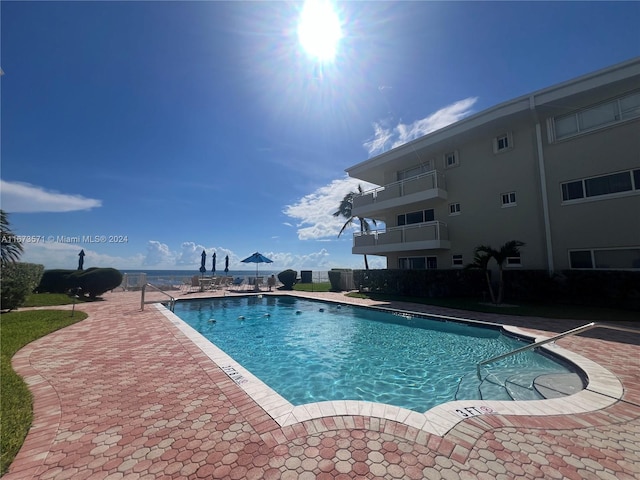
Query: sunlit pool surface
xmin=172 ymin=296 xmax=579 ymax=412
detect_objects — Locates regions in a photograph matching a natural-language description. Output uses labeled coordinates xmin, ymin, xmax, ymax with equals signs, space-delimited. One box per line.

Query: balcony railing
xmin=352 ymin=170 xmax=447 ymax=217
xmin=352 ymin=221 xmax=450 ymax=254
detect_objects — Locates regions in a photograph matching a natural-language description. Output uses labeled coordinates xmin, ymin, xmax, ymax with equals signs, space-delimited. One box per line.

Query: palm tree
xmin=333 ymin=184 xmax=377 ymax=270
xmin=470 ymin=240 xmax=525 ymax=304
xmin=469 ymin=246 xmax=496 ymax=304
xmin=1 ymin=209 xmax=24 ymax=266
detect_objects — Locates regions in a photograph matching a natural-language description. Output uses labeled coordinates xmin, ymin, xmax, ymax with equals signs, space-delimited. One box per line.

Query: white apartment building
xmin=346 ymin=58 xmax=640 ymax=273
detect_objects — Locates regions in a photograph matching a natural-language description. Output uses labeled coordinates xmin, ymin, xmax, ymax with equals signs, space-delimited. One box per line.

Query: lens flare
xmin=297 ymin=0 xmax=342 ymax=62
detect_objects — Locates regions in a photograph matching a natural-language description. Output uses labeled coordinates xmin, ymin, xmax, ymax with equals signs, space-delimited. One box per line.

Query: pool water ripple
xmin=173 ymin=296 xmax=578 ymax=412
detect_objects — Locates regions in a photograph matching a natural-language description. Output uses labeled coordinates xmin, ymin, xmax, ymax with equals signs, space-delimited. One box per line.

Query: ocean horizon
xmin=120 ymin=269 xmax=281 ymax=278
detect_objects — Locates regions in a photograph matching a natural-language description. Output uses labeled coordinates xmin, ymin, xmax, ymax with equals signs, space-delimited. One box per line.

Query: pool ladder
xmin=140 ymin=283 xmax=176 ymax=312
xmin=477 ymin=321 xmax=640 ymax=381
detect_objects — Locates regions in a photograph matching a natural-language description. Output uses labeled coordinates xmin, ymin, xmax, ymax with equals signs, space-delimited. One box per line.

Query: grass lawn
xmin=0 ymin=309 xmax=87 ymax=476
xmin=346 ymin=292 xmax=639 ymax=322
xmin=22 ymin=292 xmax=89 ymax=307
xmin=293 ymin=282 xmax=332 ymax=293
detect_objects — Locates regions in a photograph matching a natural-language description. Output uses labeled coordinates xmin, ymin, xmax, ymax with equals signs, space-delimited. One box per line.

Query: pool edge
xmin=155 ymin=301 xmax=624 ymax=438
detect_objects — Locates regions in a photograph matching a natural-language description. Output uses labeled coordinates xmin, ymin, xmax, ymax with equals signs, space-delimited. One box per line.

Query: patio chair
xmin=230 ymin=277 xmax=244 ymax=291
xmin=188 ymin=275 xmax=200 ymax=293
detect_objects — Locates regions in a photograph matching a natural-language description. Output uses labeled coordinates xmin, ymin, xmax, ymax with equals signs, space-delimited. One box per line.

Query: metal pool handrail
xmin=477 ymin=322 xmax=640 ymax=380
xmin=141 ymin=283 xmax=176 ymax=312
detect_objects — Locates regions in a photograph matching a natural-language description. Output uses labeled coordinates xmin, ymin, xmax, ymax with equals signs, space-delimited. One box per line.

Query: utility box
xmin=300 ymin=270 xmax=312 ymax=283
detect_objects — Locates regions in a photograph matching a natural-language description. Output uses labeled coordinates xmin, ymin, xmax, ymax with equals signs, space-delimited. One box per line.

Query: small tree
xmin=1 ymin=209 xmax=24 ymax=266
xmin=469 ymin=240 xmax=525 ymax=305
xmin=468 ymin=247 xmax=496 ymax=304
xmin=333 ymin=184 xmax=377 ymax=270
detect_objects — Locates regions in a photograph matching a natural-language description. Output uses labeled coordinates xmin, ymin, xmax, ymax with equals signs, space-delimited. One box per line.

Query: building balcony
xmin=352 ymin=221 xmax=450 ymax=255
xmin=351 ymin=170 xmax=447 ymax=219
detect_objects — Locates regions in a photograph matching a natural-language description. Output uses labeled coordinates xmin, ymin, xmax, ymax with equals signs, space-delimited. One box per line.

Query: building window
xmin=551 ymin=90 xmax=640 ymax=141
xmin=444 ymin=151 xmax=459 ymax=168
xmin=449 ymin=203 xmax=461 ymax=215
xmin=569 ymin=250 xmax=593 ymax=269
xmin=561 ymin=169 xmax=640 ymax=202
xmin=506 ymin=255 xmax=522 ymax=267
xmin=493 ymin=132 xmax=513 ymax=153
xmin=397 ymin=209 xmax=434 ymax=226
xmin=452 ymin=254 xmax=463 ymax=267
xmin=398 ymin=256 xmax=438 ymax=270
xmin=570 ymin=248 xmax=640 ymax=270
xmin=501 ymin=191 xmax=517 ymax=207
xmin=398 ymin=162 xmax=433 ymax=180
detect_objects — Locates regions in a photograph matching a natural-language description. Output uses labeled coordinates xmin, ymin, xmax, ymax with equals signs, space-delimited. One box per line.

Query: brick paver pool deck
xmin=5 ymin=289 xmax=640 ymax=479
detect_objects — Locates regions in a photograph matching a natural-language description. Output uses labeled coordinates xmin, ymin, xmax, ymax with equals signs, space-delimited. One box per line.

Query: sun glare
xmin=297 ymin=0 xmax=342 ymax=62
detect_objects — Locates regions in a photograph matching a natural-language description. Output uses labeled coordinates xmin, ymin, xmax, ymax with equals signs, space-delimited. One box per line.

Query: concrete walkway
xmin=5 ymin=289 xmax=640 ymax=479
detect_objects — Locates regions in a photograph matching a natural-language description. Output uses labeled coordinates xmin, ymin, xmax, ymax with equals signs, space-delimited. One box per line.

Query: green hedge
xmin=1 ymin=263 xmax=45 ymax=311
xmin=328 ymin=270 xmax=342 ymax=291
xmin=353 ymin=268 xmax=639 ymax=310
xmin=353 ymin=269 xmax=486 ymax=298
xmin=37 ymin=268 xmax=123 ymax=299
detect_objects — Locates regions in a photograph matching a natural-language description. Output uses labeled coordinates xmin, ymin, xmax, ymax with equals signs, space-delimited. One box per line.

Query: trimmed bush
xmin=353 ymin=269 xmax=486 ymax=298
xmin=37 ymin=269 xmax=76 ymax=293
xmin=328 ymin=270 xmax=342 ymax=291
xmin=1 ymin=263 xmax=45 ymax=311
xmin=71 ymin=268 xmax=123 ymax=298
xmin=277 ymin=269 xmax=298 ymax=290
xmin=37 ymin=267 xmax=123 ymax=299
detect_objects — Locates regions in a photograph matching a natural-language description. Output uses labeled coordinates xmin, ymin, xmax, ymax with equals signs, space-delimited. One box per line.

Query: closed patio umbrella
xmin=211 ymin=252 xmax=216 ymax=274
xmin=224 ymin=255 xmax=229 ymax=274
xmin=199 ymin=250 xmax=207 ymax=275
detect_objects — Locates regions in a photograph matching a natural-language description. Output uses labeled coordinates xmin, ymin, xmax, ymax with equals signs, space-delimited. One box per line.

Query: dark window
xmin=585 ymin=172 xmax=632 ymax=197
xmin=562 ymin=181 xmax=584 ymax=201
xmin=406 ymin=211 xmax=424 ymax=224
xmin=399 ymin=209 xmax=434 ymax=226
xmin=424 ymin=209 xmax=435 ymax=222
xmin=569 ymin=251 xmax=593 ymax=269
xmin=426 ymin=257 xmax=438 ymax=269
xmin=633 ymin=169 xmax=640 ymax=189
xmin=506 ymin=255 xmax=521 ymax=266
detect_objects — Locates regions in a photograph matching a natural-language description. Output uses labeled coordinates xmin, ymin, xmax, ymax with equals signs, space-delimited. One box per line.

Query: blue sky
xmin=2 ymin=1 xmax=639 ymax=272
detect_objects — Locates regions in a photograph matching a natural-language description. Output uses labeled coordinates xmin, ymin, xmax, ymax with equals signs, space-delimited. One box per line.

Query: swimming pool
xmin=171 ymin=296 xmax=581 ymax=413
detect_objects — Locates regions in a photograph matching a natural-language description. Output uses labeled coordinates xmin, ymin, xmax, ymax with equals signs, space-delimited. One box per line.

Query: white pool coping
xmin=156 ymin=302 xmax=624 ymax=437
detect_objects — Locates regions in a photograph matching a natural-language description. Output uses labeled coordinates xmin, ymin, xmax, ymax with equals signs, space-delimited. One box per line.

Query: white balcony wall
xmin=351 ymin=170 xmax=447 ymax=219
xmin=353 ymin=222 xmax=450 ymax=255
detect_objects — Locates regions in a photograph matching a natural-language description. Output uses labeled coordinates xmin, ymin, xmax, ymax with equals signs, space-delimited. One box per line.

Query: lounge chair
xmin=230 ymin=277 xmax=244 ymax=291
xmin=188 ymin=275 xmax=200 ymax=293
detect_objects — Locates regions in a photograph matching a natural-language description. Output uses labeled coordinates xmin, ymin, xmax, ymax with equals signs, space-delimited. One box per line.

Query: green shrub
xmin=37 ymin=269 xmax=76 ymax=293
xmin=1 ymin=263 xmax=45 ymax=311
xmin=37 ymin=267 xmax=123 ymax=299
xmin=328 ymin=270 xmax=342 ymax=291
xmin=277 ymin=269 xmax=298 ymax=290
xmin=71 ymin=268 xmax=123 ymax=298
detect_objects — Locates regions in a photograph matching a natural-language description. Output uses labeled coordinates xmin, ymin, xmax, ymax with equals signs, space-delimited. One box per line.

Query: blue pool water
xmin=172 ymin=296 xmax=579 ymax=412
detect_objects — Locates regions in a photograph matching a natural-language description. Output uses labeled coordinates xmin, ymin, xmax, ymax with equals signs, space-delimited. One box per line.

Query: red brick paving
xmin=5 ymin=289 xmax=640 ymax=479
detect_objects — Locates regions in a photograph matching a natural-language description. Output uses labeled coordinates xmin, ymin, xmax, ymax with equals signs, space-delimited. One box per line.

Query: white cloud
xmin=19 ymin=241 xmax=145 ymax=270
xmin=0 ymin=180 xmax=102 ymax=213
xmin=142 ymin=241 xmax=175 ymax=266
xmin=175 ymin=241 xmax=207 ymax=266
xmin=363 ymin=97 xmax=478 ymax=157
xmin=283 ymin=176 xmax=378 ymax=241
